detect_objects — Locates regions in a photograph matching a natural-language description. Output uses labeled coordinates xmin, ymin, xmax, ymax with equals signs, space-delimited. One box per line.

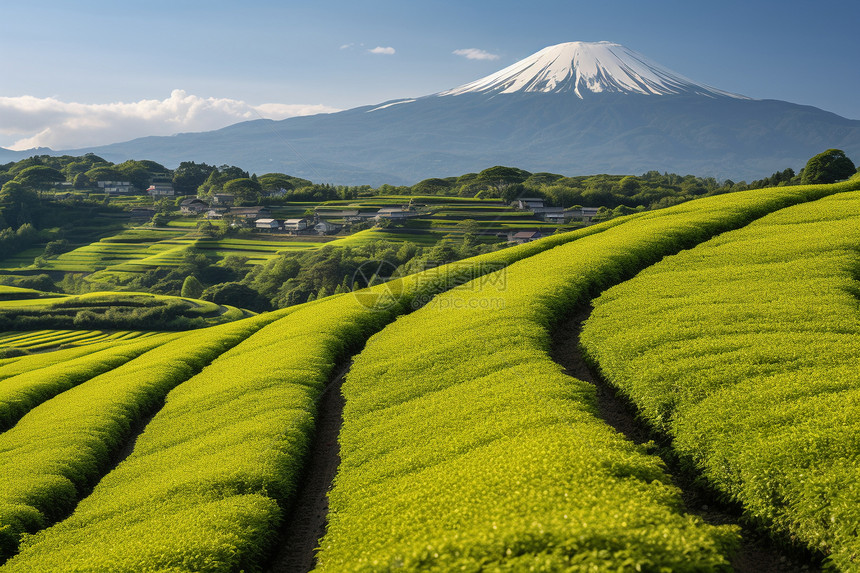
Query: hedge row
xmin=580 ymin=190 xmax=860 ymax=569
xmin=0 ymin=333 xmax=177 ymax=431
xmin=0 ymin=312 xmax=283 ymax=561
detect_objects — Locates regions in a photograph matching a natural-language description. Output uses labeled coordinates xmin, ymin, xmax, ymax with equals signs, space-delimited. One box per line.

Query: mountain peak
xmin=439 ymin=41 xmax=748 ymax=99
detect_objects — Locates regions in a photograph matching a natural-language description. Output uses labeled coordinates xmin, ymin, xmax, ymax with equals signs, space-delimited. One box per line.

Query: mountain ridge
xmin=9 ymin=41 xmax=860 ymax=185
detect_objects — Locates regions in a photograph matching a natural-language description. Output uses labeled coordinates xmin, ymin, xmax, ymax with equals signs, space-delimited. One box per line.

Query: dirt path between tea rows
xmin=551 ymin=306 xmax=821 ymax=573
xmin=267 ymin=362 xmax=350 ymax=573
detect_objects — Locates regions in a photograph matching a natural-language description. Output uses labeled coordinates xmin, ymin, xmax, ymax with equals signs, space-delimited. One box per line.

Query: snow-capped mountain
xmin=439 ymin=41 xmax=747 ymax=99
xmin=67 ymin=41 xmax=860 ymax=184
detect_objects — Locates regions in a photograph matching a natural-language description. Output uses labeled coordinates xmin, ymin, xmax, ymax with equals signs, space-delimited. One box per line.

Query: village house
xmin=314 ymin=220 xmax=342 ymax=235
xmin=179 ymin=197 xmax=208 ymax=215
xmin=316 ymin=209 xmax=361 ymax=221
xmin=228 ymin=206 xmax=271 ymax=220
xmin=375 ymin=207 xmax=417 ymax=221
xmin=205 ymin=208 xmax=227 ymax=219
xmin=508 ymin=230 xmax=543 ymax=244
xmin=283 ymin=218 xmax=309 ymax=232
xmin=566 ymin=207 xmax=601 ymax=224
xmin=515 ymin=198 xmax=545 ymax=210
xmin=146 ymin=183 xmax=175 ymax=197
xmin=539 ymin=207 xmax=567 ymax=223
xmin=255 ymin=218 xmax=280 ymax=231
xmin=211 ymin=193 xmax=235 ymax=206
xmin=97 ymin=181 xmax=136 ymax=195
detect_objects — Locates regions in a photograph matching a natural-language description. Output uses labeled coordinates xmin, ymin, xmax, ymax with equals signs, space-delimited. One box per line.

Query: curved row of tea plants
xmin=0 ymin=328 xmax=164 ymax=352
xmin=0 ymin=333 xmax=177 ymax=431
xmin=0 ymin=313 xmax=283 ymax=561
xmin=314 ymin=181 xmax=858 ymax=571
xmin=0 ymin=222 xmax=622 ymax=571
xmin=0 ymin=291 xmax=245 ymax=332
xmin=580 ymin=189 xmax=860 ymax=569
xmin=0 ymin=338 xmax=149 ymax=381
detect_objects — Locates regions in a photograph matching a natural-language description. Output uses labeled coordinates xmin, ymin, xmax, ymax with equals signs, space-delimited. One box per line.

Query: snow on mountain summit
xmin=439 ymin=41 xmax=748 ymax=99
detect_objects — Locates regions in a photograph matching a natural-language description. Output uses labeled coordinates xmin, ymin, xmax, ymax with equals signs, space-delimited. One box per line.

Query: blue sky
xmin=1 ymin=0 xmax=858 ymax=150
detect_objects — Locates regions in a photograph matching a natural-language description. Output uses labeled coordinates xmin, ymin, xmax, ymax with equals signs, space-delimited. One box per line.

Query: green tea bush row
xmin=314 ymin=182 xmax=858 ymax=571
xmin=0 ymin=293 xmax=232 ymax=332
xmin=580 ymin=190 xmax=860 ymax=569
xmin=0 ymin=312 xmax=282 ymax=561
xmin=0 ymin=222 xmax=628 ymax=572
xmin=0 ymin=340 xmax=129 ymax=381
xmin=0 ymin=333 xmax=177 ymax=431
xmin=0 ymin=328 xmax=161 ymax=351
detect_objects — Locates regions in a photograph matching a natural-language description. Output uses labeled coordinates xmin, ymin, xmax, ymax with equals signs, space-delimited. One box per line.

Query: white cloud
xmin=453 ymin=48 xmax=500 ymax=61
xmin=368 ymin=46 xmax=395 ymax=55
xmin=0 ymin=90 xmax=340 ymax=151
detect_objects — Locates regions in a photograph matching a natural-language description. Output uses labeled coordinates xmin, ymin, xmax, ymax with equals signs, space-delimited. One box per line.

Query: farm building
xmin=538 ymin=207 xmax=566 ymax=222
xmin=255 ymin=218 xmax=280 ymax=231
xmin=97 ymin=181 xmax=136 ymax=195
xmin=515 ymin=198 xmax=545 ymax=210
xmin=283 ymin=219 xmax=309 ymax=231
xmin=315 ymin=220 xmax=342 ymax=235
xmin=180 ymin=198 xmax=208 ymax=215
xmin=229 ymin=206 xmax=271 ymax=220
xmin=376 ymin=207 xmax=417 ymax=220
xmin=146 ymin=183 xmax=175 ymax=197
xmin=211 ymin=194 xmax=235 ymax=206
xmin=566 ymin=207 xmax=600 ymax=223
xmin=509 ymin=230 xmax=542 ymax=244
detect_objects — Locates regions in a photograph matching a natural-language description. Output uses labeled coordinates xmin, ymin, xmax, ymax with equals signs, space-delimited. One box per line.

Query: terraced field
xmin=2 ymin=227 xmax=332 ymax=283
xmin=1 ymin=178 xmax=859 ymax=571
xmin=0 ymin=329 xmax=166 ymax=352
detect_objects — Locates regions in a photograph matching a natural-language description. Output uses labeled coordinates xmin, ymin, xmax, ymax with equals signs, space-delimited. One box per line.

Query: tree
xmin=412 ymin=178 xmax=454 ymax=195
xmin=115 ymin=160 xmax=153 ymax=191
xmin=476 ymin=166 xmax=531 ymax=195
xmin=200 ymin=282 xmax=270 ymax=312
xmin=84 ymin=165 xmax=124 ymax=183
xmin=180 ymin=275 xmax=204 ymax=298
xmin=801 ymin=149 xmax=856 ymax=184
xmin=223 ymin=178 xmax=262 ymax=203
xmin=0 ymin=181 xmax=40 ymax=227
xmin=617 ymin=175 xmax=641 ymax=195
xmin=43 ymin=239 xmax=70 ymax=257
xmin=457 ymin=218 xmax=480 ymax=236
xmin=14 ymin=166 xmax=65 ymax=191
xmin=256 ymin=173 xmax=295 ymax=194
xmin=173 ymin=161 xmax=216 ymax=195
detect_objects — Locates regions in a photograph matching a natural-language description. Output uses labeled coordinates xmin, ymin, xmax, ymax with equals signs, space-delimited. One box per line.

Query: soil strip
xmin=552 ymin=306 xmax=821 ymax=573
xmin=267 ymin=362 xmax=350 ymax=573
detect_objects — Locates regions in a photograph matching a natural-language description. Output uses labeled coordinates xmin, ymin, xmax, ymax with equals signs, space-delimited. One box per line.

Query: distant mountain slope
xmin=53 ymin=41 xmax=860 ymax=185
